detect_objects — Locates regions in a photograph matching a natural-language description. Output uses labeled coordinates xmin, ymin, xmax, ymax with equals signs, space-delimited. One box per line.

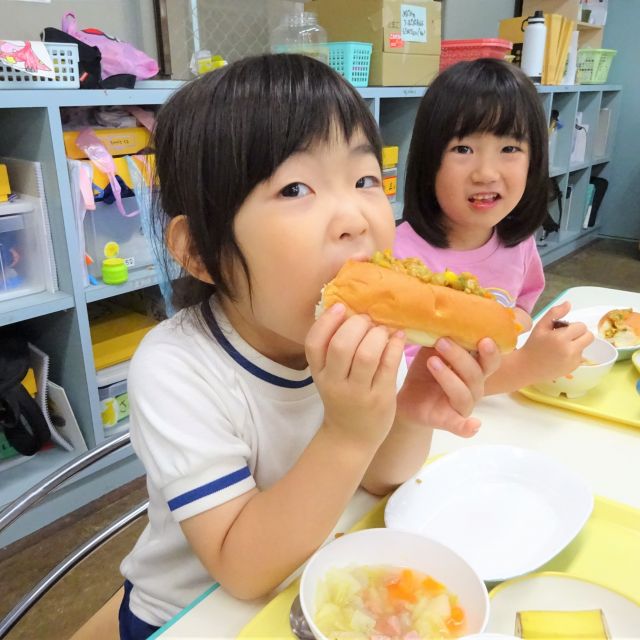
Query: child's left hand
xmin=397 ymin=337 xmax=501 ymax=437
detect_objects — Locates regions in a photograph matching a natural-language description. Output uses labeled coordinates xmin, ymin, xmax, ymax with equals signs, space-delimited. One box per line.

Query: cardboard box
xmin=369 ymin=51 xmax=439 ymax=86
xmin=312 ymin=0 xmax=441 ymax=56
xmin=499 ymin=17 xmax=525 ymax=45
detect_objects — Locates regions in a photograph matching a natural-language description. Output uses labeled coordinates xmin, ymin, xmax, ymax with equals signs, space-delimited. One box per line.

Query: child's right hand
xmin=305 ymin=303 xmax=406 ymax=450
xmin=520 ymin=301 xmax=594 ymax=383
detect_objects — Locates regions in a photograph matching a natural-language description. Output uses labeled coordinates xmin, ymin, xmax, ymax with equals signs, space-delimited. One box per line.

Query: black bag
xmin=0 ymin=328 xmax=51 ymax=456
xmin=41 ymin=28 xmax=136 ymax=89
xmin=543 ymin=177 xmax=562 ymax=235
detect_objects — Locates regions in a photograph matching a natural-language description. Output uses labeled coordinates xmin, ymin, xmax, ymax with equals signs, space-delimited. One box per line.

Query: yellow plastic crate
xmin=91 ymin=307 xmax=158 ymax=371
xmin=64 ymin=127 xmax=151 ymax=160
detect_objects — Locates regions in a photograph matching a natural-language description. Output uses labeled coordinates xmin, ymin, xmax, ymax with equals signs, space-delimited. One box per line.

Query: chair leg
xmin=69 ymin=586 xmax=124 ymax=640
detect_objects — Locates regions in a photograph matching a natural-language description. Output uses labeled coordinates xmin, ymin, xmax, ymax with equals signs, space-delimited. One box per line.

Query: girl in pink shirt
xmin=395 ymin=59 xmax=593 ymax=394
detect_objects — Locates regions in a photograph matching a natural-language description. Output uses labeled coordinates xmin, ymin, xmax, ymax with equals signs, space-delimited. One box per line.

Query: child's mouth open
xmin=468 ymin=192 xmax=501 ymax=209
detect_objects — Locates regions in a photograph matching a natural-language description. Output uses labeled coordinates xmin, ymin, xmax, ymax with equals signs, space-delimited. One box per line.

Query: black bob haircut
xmin=152 ymin=53 xmax=382 ymax=311
xmin=403 ymin=58 xmax=549 ymax=248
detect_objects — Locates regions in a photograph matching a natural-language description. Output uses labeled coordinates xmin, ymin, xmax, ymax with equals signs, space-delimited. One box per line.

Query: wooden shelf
xmin=577 ymin=21 xmax=603 ymax=31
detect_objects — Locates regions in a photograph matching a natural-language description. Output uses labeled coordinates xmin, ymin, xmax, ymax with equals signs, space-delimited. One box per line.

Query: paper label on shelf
xmin=383 ymin=175 xmax=397 ymax=196
xmin=401 ymin=5 xmax=427 ymax=43
xmin=388 ymin=33 xmax=405 ymax=48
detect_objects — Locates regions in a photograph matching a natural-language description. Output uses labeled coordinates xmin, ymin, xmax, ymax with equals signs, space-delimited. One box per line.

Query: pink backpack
xmin=62 ymin=12 xmax=158 ymax=80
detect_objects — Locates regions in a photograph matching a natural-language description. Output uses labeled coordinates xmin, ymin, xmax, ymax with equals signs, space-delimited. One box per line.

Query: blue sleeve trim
xmin=168 ymin=466 xmax=252 ymax=511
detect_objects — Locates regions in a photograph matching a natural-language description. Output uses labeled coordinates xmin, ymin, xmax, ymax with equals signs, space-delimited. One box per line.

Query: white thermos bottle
xmin=521 ymin=10 xmax=547 ymax=83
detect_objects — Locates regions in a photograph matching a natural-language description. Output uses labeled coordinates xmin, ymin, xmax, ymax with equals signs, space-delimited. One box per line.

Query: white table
xmin=156 ymin=287 xmax=640 ymax=639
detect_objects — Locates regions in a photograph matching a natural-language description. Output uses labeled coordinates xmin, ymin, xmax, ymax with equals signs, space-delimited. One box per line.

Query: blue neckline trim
xmin=200 ymin=301 xmax=313 ymax=389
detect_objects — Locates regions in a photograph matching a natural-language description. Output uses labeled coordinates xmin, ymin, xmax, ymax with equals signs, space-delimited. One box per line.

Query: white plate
xmin=520 ymin=304 xmax=639 ymax=360
xmin=486 ymin=572 xmax=640 ymax=636
xmin=384 ymin=445 xmax=593 ymax=582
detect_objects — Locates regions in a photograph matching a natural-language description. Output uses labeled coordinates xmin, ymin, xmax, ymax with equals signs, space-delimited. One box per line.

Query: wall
xmin=0 ymin=0 xmax=157 ymax=60
xmin=442 ymin=0 xmax=517 ymax=39
xmin=599 ymin=0 xmax=640 ymax=241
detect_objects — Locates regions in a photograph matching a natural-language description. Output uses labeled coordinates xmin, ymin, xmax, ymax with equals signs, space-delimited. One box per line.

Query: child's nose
xmin=471 ymin=156 xmax=500 ymax=183
xmin=334 ymin=197 xmax=369 ymax=240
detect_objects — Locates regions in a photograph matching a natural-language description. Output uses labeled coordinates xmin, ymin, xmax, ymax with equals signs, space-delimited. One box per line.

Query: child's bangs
xmin=449 ymin=88 xmax=531 ymax=143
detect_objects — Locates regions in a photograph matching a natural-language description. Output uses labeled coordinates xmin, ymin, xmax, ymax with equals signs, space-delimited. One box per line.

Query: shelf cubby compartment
xmin=549 ymin=91 xmax=579 ymax=174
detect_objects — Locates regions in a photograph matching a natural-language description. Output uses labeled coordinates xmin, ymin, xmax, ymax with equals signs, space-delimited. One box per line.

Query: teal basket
xmin=328 ymin=42 xmax=372 ymax=87
xmin=576 ymin=48 xmax=616 ymax=84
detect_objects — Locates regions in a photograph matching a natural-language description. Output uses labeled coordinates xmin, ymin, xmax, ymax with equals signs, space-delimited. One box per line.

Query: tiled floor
xmin=533 ymin=237 xmax=640 ymax=313
xmin=1 ymin=237 xmax=639 ymax=639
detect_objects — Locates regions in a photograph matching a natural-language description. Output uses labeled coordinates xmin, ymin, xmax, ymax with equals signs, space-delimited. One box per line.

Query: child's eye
xmin=280 ymin=182 xmax=311 ymax=198
xmin=451 ymin=145 xmax=472 ymax=154
xmin=503 ymin=145 xmax=523 ymax=153
xmin=355 ymin=176 xmax=379 ymax=188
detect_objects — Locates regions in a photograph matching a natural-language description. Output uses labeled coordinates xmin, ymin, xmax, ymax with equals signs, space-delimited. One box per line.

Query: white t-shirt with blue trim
xmin=120 ymin=301 xmax=322 ymax=626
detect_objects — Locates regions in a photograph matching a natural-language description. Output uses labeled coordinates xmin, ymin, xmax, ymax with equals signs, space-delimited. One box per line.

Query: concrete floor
xmin=1 ymin=237 xmax=639 ymax=639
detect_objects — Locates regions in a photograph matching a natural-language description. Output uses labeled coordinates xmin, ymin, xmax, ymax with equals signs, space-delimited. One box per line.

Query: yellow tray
xmin=237 ymin=496 xmax=640 ymax=638
xmin=519 ymin=359 xmax=640 ymax=430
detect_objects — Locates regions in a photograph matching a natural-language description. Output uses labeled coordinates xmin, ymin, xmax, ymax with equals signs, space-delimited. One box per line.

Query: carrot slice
xmin=446 ymin=604 xmax=466 ymax=631
xmin=421 ymin=576 xmax=445 ymax=596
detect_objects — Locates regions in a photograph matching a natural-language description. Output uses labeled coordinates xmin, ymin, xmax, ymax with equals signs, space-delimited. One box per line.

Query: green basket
xmin=328 ymin=42 xmax=372 ymax=87
xmin=576 ymin=48 xmax=616 ymax=84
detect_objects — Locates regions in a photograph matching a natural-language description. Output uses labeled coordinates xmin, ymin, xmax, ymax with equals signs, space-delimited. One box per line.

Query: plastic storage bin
xmin=576 ymin=49 xmax=616 ymax=84
xmin=97 ymin=361 xmax=130 ymax=430
xmin=64 ymin=128 xmax=151 ymax=160
xmin=439 ymin=38 xmax=513 ymax=72
xmin=0 ymin=201 xmax=48 ymax=301
xmin=84 ymin=198 xmax=152 ymax=279
xmin=328 ymin=42 xmax=373 ymax=87
xmin=0 ymin=42 xmax=79 ymax=88
xmin=80 ymin=157 xmax=154 ymax=279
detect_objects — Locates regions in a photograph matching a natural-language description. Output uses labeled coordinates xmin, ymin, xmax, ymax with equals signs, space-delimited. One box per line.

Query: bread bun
xmin=320 ymin=256 xmax=519 ymax=353
xmin=598 ymin=308 xmax=640 ymax=348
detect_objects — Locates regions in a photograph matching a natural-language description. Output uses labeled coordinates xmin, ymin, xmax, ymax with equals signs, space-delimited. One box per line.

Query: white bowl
xmin=531 ymin=337 xmax=617 ymax=399
xmin=299 ymin=528 xmax=489 ymax=640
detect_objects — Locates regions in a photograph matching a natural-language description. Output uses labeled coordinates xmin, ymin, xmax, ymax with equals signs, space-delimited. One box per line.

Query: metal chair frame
xmin=0 ymin=432 xmax=148 ymax=638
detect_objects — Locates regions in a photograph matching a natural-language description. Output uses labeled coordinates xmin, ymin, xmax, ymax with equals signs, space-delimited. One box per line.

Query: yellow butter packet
xmin=515 ymin=609 xmax=610 ymax=639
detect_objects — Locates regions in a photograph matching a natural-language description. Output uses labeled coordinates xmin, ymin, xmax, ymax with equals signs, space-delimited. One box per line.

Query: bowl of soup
xmin=299 ymin=528 xmax=489 ymax=640
xmin=531 ymin=337 xmax=617 ymax=399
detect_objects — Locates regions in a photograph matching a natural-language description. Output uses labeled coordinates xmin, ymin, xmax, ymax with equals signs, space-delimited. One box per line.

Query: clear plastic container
xmin=96 ymin=360 xmax=130 ymax=430
xmin=74 ymin=157 xmax=154 ymax=280
xmin=0 ymin=200 xmax=48 ymax=302
xmin=270 ymin=11 xmax=328 ymax=64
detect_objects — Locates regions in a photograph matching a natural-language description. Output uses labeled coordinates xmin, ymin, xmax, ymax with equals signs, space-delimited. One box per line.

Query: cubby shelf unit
xmin=0 ymin=80 xmax=621 ymax=545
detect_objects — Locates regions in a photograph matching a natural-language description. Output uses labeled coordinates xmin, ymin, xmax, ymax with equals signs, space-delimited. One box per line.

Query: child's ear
xmin=166 ymin=215 xmax=214 ymax=284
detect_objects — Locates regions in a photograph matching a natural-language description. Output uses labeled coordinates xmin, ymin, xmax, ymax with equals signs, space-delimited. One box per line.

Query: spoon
xmin=289 ymin=593 xmax=315 ymax=640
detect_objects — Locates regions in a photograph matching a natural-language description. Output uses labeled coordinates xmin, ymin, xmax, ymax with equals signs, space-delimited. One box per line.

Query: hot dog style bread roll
xmin=320 ymin=250 xmax=519 ymax=353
